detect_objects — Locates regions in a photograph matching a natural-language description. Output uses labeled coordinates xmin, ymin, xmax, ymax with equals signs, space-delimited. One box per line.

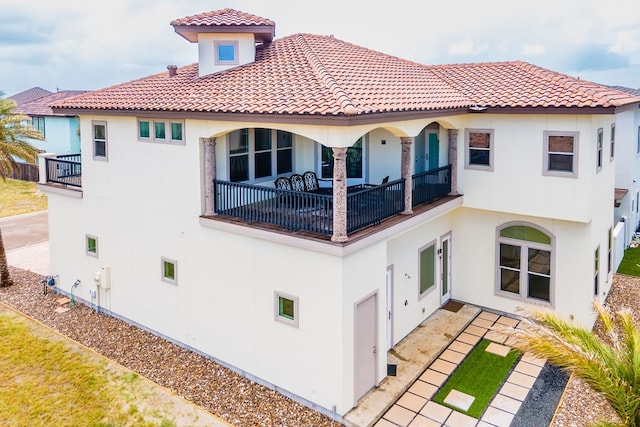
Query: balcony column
xmin=37 ymin=153 xmax=57 ymax=184
xmin=448 ymin=129 xmax=459 ymax=195
xmin=331 ymin=147 xmax=348 ymax=243
xmin=401 ymin=137 xmax=414 ymax=215
xmin=203 ymin=137 xmax=217 ymax=216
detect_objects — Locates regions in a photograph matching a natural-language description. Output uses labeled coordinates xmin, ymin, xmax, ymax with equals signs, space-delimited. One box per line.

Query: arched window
xmin=497 ymin=223 xmax=553 ymax=305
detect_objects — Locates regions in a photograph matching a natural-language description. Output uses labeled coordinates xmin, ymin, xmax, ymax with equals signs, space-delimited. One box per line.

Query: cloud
xmin=521 ymin=44 xmax=546 ymax=56
xmin=569 ymin=45 xmax=630 ymax=71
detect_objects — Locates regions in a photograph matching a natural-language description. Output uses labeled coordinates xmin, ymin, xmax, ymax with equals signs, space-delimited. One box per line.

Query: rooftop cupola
xmin=170 ymin=8 xmax=275 ymax=77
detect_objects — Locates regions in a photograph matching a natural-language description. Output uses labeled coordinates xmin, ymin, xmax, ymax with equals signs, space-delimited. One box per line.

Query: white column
xmin=37 ymin=153 xmax=58 ymax=184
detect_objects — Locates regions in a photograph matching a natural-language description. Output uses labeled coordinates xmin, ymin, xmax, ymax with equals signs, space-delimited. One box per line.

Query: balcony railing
xmin=213 ymin=165 xmax=452 ymax=236
xmin=45 ymin=154 xmax=82 ymax=188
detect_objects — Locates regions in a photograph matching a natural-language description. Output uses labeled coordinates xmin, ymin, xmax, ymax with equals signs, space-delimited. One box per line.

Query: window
xmin=161 ymin=257 xmax=177 ymax=284
xmin=86 ymin=235 xmax=98 ymax=257
xmin=419 ymin=242 xmax=436 ymax=296
xmin=321 ymin=138 xmax=363 ymax=179
xmin=228 ymin=128 xmax=293 ymax=182
xmin=597 ymin=128 xmax=603 ymax=172
xmin=543 ymin=131 xmax=578 ymax=177
xmin=465 ymin=129 xmax=494 ymax=170
xmin=32 ymin=116 xmax=45 ymax=137
xmin=138 ymin=119 xmax=184 ymax=144
xmin=608 ymin=227 xmax=612 ymax=275
xmin=92 ymin=121 xmax=108 ymax=160
xmin=497 ymin=224 xmax=553 ymax=304
xmin=637 ymin=126 xmax=640 ymax=155
xmin=594 ymin=247 xmax=600 ymax=296
xmin=274 ymin=291 xmax=299 ymax=327
xmin=215 ymin=41 xmax=238 ymax=65
xmin=610 ymin=123 xmax=615 ymax=161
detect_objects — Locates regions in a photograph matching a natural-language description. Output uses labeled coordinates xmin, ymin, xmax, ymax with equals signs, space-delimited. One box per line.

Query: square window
xmin=155 ymin=122 xmax=166 ymax=140
xmin=215 ymin=41 xmax=238 ymax=64
xmin=274 ymin=292 xmax=299 ymax=327
xmin=86 ymin=235 xmax=98 ymax=257
xmin=171 ymin=122 xmax=183 ymax=141
xmin=139 ymin=120 xmax=150 ymax=139
xmin=543 ymin=131 xmax=578 ymax=177
xmin=162 ymin=257 xmax=177 ymax=284
xmin=465 ymin=129 xmax=494 ymax=170
xmin=419 ymin=242 xmax=436 ymax=296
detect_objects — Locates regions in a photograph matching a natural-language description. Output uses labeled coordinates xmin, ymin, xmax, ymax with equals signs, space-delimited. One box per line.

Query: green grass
xmin=617 ymin=245 xmax=640 ymax=276
xmin=432 ymin=339 xmax=520 ymax=418
xmin=0 ymin=178 xmax=47 ymax=218
xmin=0 ymin=311 xmax=175 ymax=426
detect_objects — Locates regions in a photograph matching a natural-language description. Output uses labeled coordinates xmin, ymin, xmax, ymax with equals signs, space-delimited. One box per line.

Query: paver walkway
xmin=374 ymin=310 xmax=547 ymax=427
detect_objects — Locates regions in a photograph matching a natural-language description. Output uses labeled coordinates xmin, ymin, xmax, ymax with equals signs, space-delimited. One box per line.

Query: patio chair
xmin=290 ymin=174 xmax=306 ymax=192
xmin=302 ymin=171 xmax=332 ymax=194
xmin=274 ymin=176 xmax=292 ymax=190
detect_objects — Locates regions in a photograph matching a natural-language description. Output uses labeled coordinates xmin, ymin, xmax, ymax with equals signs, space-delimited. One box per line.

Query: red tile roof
xmin=15 ymin=90 xmax=87 ymax=116
xmin=52 ymin=34 xmax=640 ymax=117
xmin=170 ymin=8 xmax=275 ymax=27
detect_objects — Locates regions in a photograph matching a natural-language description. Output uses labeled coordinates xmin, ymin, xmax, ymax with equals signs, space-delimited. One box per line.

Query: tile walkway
xmin=374 ymin=310 xmax=547 ymax=427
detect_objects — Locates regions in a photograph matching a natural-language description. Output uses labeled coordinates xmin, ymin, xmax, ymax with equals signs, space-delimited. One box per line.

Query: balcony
xmin=209 ymin=165 xmax=453 ymax=239
xmin=43 ymin=154 xmax=82 ymax=188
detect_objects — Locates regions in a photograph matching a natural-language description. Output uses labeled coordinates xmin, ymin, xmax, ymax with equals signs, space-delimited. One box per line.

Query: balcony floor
xmin=203 ymin=194 xmax=462 ymax=246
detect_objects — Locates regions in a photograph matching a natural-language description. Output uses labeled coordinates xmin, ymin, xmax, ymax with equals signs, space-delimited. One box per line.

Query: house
xmin=11 ymin=88 xmax=87 ymax=156
xmin=39 ymin=8 xmax=640 ymax=421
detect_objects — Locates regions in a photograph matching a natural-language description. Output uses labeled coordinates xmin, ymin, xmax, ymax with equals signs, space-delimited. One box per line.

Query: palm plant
xmin=510 ymin=301 xmax=640 ymax=427
xmin=0 ymin=96 xmax=43 ymax=287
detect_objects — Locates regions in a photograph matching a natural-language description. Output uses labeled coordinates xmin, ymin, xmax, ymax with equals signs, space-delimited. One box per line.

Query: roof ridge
xmin=295 ymin=34 xmax=359 ymax=116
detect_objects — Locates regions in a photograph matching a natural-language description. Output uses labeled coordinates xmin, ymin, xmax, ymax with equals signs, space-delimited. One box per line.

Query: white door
xmin=440 ymin=235 xmax=452 ymax=305
xmin=355 ymin=293 xmax=377 ymax=402
xmin=386 ymin=267 xmax=393 ymax=350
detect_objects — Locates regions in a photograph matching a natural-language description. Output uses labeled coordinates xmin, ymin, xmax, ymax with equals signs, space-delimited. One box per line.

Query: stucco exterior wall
xmin=614 ymin=107 xmax=640 ymax=246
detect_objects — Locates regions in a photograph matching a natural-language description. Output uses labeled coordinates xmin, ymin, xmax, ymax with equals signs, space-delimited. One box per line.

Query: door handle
xmin=372 ymin=345 xmax=377 ymax=354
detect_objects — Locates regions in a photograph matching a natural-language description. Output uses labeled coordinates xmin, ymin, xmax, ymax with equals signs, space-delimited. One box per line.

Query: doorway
xmin=440 ymin=234 xmax=452 ymax=305
xmin=415 ymin=131 xmax=439 ymax=173
xmin=386 ymin=266 xmax=393 ymax=350
xmin=354 ymin=292 xmax=378 ymax=402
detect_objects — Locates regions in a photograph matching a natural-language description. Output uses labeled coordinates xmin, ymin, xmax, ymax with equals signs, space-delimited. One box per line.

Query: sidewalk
xmin=1 ymin=210 xmax=50 ymax=276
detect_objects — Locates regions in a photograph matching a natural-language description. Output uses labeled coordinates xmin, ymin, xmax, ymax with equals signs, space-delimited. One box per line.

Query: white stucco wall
xmin=197 ymin=33 xmax=256 ymax=77
xmin=614 ymin=107 xmax=640 ymax=246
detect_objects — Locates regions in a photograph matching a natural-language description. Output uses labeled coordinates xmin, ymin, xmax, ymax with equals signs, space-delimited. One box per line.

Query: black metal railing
xmin=412 ymin=165 xmax=451 ymax=207
xmin=45 ymin=155 xmax=82 ymax=188
xmin=213 ymin=165 xmax=452 ymax=236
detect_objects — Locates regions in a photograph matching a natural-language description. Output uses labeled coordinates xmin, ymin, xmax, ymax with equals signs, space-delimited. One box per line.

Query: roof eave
xmin=172 ymin=24 xmax=275 ymax=43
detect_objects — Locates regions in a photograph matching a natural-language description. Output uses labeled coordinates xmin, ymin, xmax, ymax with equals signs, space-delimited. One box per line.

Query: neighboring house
xmin=609 ymin=86 xmax=640 ymax=251
xmin=39 ymin=8 xmax=640 ymax=420
xmin=11 ymin=89 xmax=87 ymax=155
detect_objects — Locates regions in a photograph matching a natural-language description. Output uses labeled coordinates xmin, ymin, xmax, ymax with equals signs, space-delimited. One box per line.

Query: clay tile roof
xmin=51 ymin=36 xmax=640 ymax=117
xmin=610 ymin=85 xmax=640 ymax=97
xmin=8 ymin=87 xmax=53 ymax=106
xmin=171 ymin=9 xmax=275 ymax=43
xmin=428 ymin=61 xmax=640 ymax=108
xmin=14 ymin=90 xmax=87 ymax=116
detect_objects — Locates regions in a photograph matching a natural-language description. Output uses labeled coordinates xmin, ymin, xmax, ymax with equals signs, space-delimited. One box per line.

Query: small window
xmin=137 ymin=119 xmax=184 ymax=144
xmin=161 ymin=257 xmax=177 ymax=284
xmin=32 ymin=116 xmax=45 ymax=137
xmin=215 ymin=41 xmax=238 ymax=65
xmin=92 ymin=121 xmax=108 ymax=160
xmin=594 ymin=247 xmax=600 ymax=296
xmin=86 ymin=235 xmax=98 ymax=257
xmin=608 ymin=227 xmax=612 ymax=275
xmin=610 ymin=123 xmax=615 ymax=161
xmin=637 ymin=126 xmax=640 ymax=155
xmin=543 ymin=131 xmax=578 ymax=177
xmin=274 ymin=291 xmax=299 ymax=327
xmin=465 ymin=129 xmax=494 ymax=170
xmin=596 ymin=128 xmax=603 ymax=172
xmin=419 ymin=242 xmax=436 ymax=296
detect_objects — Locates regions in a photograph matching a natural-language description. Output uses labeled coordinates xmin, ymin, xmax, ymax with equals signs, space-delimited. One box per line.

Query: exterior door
xmin=386 ymin=267 xmax=393 ymax=350
xmin=440 ymin=234 xmax=452 ymax=304
xmin=355 ymin=292 xmax=377 ymax=402
xmin=320 ymin=137 xmax=367 ymax=186
xmin=428 ymin=132 xmax=439 ymax=170
xmin=414 ymin=132 xmax=427 ymax=174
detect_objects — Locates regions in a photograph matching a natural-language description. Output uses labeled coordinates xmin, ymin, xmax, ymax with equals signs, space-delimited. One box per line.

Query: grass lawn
xmin=617 ymin=245 xmax=640 ymax=276
xmin=0 ymin=178 xmax=47 ymax=218
xmin=0 ymin=309 xmax=176 ymax=427
xmin=432 ymin=339 xmax=520 ymax=418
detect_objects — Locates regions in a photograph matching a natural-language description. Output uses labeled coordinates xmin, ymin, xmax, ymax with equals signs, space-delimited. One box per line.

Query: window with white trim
xmin=465 ymin=129 xmax=494 ymax=170
xmin=419 ymin=242 xmax=436 ymax=296
xmin=543 ymin=131 xmax=578 ymax=177
xmin=497 ymin=223 xmax=553 ymax=304
xmin=597 ymin=128 xmax=603 ymax=172
xmin=594 ymin=246 xmax=600 ymax=296
xmin=608 ymin=227 xmax=612 ymax=275
xmin=610 ymin=123 xmax=615 ymax=161
xmin=215 ymin=41 xmax=238 ymax=65
xmin=138 ymin=119 xmax=184 ymax=144
xmin=274 ymin=291 xmax=299 ymax=327
xmin=161 ymin=257 xmax=177 ymax=285
xmin=228 ymin=128 xmax=293 ymax=182
xmin=92 ymin=121 xmax=108 ymax=160
xmin=86 ymin=235 xmax=98 ymax=257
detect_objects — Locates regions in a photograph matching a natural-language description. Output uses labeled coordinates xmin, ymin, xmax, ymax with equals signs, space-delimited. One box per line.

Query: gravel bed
xmin=0 ymin=266 xmax=342 ymax=427
xmin=512 ymin=364 xmax=568 ymax=427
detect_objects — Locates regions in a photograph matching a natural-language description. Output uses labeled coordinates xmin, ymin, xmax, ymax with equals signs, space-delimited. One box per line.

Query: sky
xmin=1 ymin=0 xmax=639 ymax=97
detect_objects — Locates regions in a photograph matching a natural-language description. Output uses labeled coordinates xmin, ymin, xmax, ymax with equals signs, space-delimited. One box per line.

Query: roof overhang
xmin=173 ymin=25 xmax=275 ymax=43
xmin=615 ymin=188 xmax=629 ymax=208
